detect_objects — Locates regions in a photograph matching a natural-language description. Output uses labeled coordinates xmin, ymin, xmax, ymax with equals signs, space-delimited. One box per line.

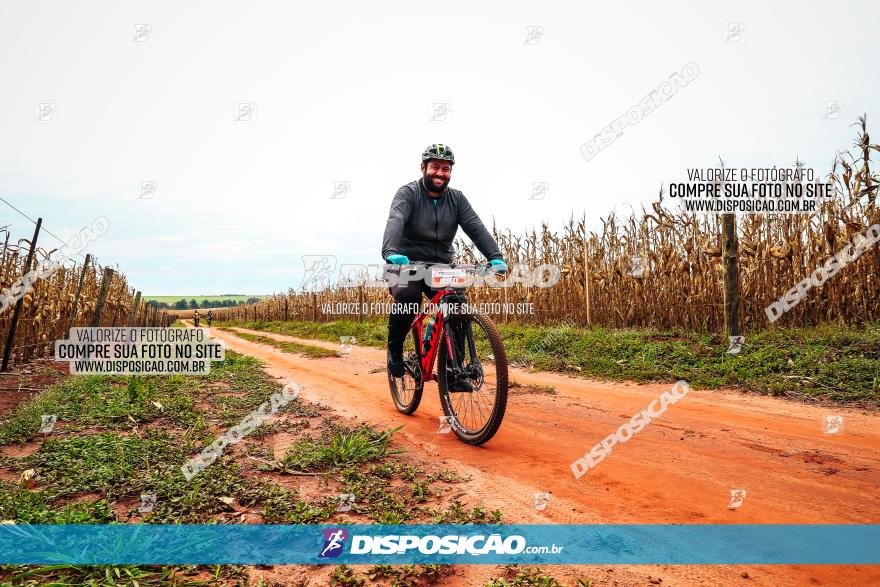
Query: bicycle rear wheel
xmin=388 ymin=326 xmax=424 ymax=415
xmin=438 ymin=311 xmax=508 ymax=445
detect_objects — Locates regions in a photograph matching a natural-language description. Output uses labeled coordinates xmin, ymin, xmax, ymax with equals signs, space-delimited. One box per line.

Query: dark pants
xmin=386 ymin=268 xmax=470 ymax=376
xmin=386 ymin=267 xmax=435 ymax=355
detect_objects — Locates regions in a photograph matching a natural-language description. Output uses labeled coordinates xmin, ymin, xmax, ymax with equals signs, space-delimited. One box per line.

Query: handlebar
xmin=383 ymin=262 xmax=497 ymax=271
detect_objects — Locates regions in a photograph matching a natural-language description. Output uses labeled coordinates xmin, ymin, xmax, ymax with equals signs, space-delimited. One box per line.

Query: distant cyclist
xmin=381 ymin=143 xmax=508 ymax=390
xmin=207 ymin=310 xmax=213 ymax=327
xmin=193 ymin=309 xmax=200 ymax=327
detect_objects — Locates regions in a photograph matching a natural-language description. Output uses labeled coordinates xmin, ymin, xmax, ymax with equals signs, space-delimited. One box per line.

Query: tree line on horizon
xmin=147 ymin=297 xmax=262 ymax=310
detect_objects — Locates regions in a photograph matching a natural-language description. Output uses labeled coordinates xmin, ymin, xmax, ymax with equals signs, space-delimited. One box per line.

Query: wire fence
xmin=0 ymin=211 xmax=172 ymax=369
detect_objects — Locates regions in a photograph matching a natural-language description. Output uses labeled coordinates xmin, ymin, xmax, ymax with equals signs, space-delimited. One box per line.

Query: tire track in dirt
xmin=199 ymin=323 xmax=880 ymax=587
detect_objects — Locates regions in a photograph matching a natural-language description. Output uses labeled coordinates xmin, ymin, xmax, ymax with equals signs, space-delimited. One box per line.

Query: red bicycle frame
xmin=410 ymin=288 xmax=459 ymax=382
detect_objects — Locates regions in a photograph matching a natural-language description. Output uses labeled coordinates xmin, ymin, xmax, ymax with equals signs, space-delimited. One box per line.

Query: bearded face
xmin=421 ymin=160 xmax=452 ymax=193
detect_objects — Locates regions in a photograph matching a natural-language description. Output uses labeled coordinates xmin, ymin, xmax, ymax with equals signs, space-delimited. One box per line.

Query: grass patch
xmin=221 ymin=329 xmax=341 ymax=358
xmin=218 ymin=319 xmax=387 ymax=348
xmin=0 ymin=482 xmax=115 ymax=523
xmin=365 ymin=564 xmax=450 ymax=586
xmin=336 ymin=465 xmax=412 ymax=524
xmin=501 ymin=321 xmax=880 ymax=403
xmin=0 ymin=350 xmax=337 ymax=525
xmin=281 ymin=423 xmax=400 ymax=472
xmin=0 ymin=563 xmax=217 ymax=586
xmin=485 ymin=566 xmax=570 ymax=587
xmin=329 ymin=565 xmax=365 ymax=586
xmin=259 ymin=483 xmax=333 ymax=524
xmin=26 ymin=431 xmax=187 ymax=498
xmin=431 ymin=499 xmax=503 ymax=524
xmin=509 ymin=381 xmax=556 ymax=395
xmin=19 ymin=429 xmax=286 ymax=523
xmin=0 ymin=374 xmax=203 ymax=445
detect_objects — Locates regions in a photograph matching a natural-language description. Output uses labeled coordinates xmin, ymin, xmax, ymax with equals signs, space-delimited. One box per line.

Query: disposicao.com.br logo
xmin=319 ymin=530 xmax=563 ymax=557
xmin=319 ymin=528 xmax=349 ymax=558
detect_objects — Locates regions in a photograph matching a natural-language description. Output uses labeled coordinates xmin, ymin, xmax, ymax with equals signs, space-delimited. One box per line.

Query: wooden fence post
xmin=65 ymin=253 xmax=91 ymax=336
xmin=584 ymin=246 xmax=592 ymax=326
xmin=128 ymin=291 xmax=141 ymax=326
xmin=721 ymin=213 xmax=741 ymax=336
xmin=1 ymin=218 xmax=42 ymax=371
xmin=89 ymin=267 xmax=115 ymax=327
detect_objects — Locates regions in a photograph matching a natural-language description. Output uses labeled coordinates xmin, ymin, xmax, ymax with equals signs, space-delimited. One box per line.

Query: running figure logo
xmin=823 ymin=415 xmax=844 ymax=434
xmin=319 ymin=528 xmax=349 ymax=558
xmin=728 ymin=489 xmax=747 ymax=510
xmin=300 ymin=255 xmax=337 ymax=291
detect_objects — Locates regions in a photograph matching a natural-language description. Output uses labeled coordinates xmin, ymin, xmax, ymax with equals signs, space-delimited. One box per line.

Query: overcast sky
xmin=2 ymin=0 xmax=877 ymax=295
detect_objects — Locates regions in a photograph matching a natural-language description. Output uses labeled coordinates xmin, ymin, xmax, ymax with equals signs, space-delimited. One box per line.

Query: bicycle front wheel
xmin=388 ymin=325 xmax=424 ymax=415
xmin=437 ymin=311 xmax=508 ymax=445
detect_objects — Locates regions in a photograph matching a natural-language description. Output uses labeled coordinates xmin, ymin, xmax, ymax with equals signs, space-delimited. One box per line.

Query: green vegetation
xmin=219 ymin=328 xmax=341 ymax=358
xmin=509 ymin=381 xmax=557 ymax=395
xmin=365 ymin=564 xmax=450 ymax=586
xmin=329 ymin=565 xmax=365 ymax=587
xmin=145 ymin=295 xmax=264 ymax=303
xmin=0 ymin=563 xmax=230 ymax=586
xmin=430 ymin=499 xmax=503 ymax=524
xmin=281 ymin=423 xmax=401 ymax=471
xmin=0 ymin=374 xmax=205 ymax=445
xmin=223 ymin=319 xmax=880 ymax=404
xmin=0 ymin=483 xmax=115 ymax=524
xmin=217 ymin=319 xmax=387 ymax=348
xmin=144 ymin=295 xmax=267 ymax=310
xmin=485 ymin=566 xmax=574 ymax=587
xmin=0 ymin=349 xmax=500 ymax=584
xmin=498 ymin=321 xmax=880 ymax=403
xmin=327 ymin=563 xmax=454 ymax=586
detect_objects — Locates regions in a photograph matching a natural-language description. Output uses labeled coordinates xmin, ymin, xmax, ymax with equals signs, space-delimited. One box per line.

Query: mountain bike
xmin=387 ymin=263 xmax=509 ymax=445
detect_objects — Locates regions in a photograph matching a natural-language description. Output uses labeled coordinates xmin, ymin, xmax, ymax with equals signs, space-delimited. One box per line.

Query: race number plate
xmin=431 ymin=268 xmax=467 ymax=288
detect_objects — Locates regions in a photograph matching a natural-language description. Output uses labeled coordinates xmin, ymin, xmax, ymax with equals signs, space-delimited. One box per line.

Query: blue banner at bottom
xmin=0 ymin=524 xmax=877 ymax=565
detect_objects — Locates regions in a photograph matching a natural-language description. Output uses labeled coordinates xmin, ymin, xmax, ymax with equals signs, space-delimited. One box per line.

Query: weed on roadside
xmin=281 ymin=424 xmax=401 ymax=472
xmin=485 ymin=565 xmax=565 ymax=587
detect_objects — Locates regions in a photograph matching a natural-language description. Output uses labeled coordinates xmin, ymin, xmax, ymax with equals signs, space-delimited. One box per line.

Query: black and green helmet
xmin=421 ymin=143 xmax=455 ymax=165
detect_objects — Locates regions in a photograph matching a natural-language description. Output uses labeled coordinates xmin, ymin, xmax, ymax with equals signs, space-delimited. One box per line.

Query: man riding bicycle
xmin=381 ymin=144 xmax=508 ymax=391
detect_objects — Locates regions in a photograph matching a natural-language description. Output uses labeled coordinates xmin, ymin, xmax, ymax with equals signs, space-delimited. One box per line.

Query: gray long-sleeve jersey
xmin=381 ymin=178 xmax=503 ymax=264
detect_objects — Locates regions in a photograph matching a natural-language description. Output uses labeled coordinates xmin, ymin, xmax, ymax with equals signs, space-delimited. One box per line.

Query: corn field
xmin=0 ymin=226 xmax=171 ymax=368
xmin=213 ymin=117 xmax=879 ymax=331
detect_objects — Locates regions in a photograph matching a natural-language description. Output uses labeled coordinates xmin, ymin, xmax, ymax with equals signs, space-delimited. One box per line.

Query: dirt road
xmin=200 ymin=323 xmax=880 ymax=586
